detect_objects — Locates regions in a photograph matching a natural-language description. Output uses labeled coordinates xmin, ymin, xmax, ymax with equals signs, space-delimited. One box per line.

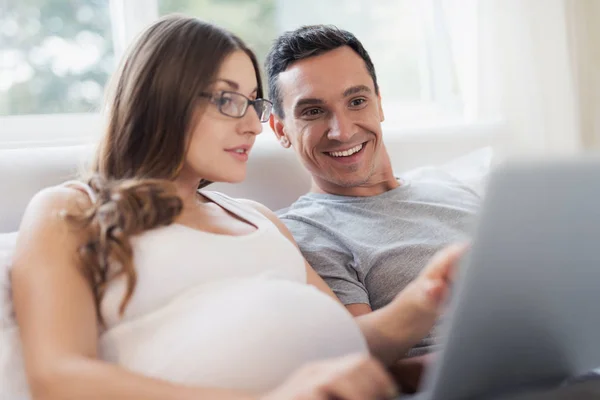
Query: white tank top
xmin=64 ymin=182 xmax=367 ymax=394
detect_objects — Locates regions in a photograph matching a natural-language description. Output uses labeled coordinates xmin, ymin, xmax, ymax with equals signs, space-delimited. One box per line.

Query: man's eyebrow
xmin=343 ymin=85 xmax=372 ymax=97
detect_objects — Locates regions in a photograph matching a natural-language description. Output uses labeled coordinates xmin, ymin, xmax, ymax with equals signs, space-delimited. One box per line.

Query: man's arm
xmin=344 ymin=293 xmax=429 ymax=394
xmin=278 ymin=213 xmax=372 ymax=309
xmin=346 ymin=303 xmax=372 ymax=316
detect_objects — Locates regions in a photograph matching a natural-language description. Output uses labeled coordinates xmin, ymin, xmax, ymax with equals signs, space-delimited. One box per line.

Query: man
xmin=265 ymin=25 xmax=480 ymax=390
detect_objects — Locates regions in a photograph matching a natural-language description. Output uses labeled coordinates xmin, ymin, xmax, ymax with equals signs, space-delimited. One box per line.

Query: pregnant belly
xmin=99 ymin=279 xmax=367 ymax=394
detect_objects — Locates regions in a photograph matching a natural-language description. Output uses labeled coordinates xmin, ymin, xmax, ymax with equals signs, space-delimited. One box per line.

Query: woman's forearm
xmin=30 ymin=356 xmax=256 ymax=400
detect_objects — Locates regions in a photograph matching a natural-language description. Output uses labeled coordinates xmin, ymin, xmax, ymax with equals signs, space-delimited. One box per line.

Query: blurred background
xmin=1 ymin=0 xmax=599 ymax=160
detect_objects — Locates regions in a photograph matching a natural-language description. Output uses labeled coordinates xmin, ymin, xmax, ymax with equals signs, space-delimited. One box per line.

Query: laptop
xmin=404 ymin=158 xmax=600 ymax=400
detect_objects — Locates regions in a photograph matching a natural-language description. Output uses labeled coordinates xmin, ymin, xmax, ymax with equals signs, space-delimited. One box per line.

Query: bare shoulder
xmin=18 ymin=185 xmax=91 ymax=231
xmin=27 ymin=184 xmax=90 ymax=213
xmin=13 ymin=184 xmax=93 ymax=268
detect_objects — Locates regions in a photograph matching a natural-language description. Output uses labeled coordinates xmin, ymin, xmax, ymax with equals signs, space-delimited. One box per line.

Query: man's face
xmin=273 ymin=46 xmax=386 ymax=190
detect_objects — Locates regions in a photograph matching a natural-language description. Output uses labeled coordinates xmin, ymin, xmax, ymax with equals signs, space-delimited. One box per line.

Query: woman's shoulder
xmin=200 ymin=190 xmax=284 ymax=230
xmin=17 ymin=182 xmax=94 ymax=240
xmin=202 ymin=191 xmax=274 ymax=218
xmin=230 ymin=196 xmax=294 ymax=239
xmin=11 ymin=183 xmax=94 ymax=274
xmin=27 ymin=182 xmax=93 ymax=217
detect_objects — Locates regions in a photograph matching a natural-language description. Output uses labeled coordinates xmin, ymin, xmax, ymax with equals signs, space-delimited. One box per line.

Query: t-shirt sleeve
xmin=281 ymin=216 xmax=370 ymax=306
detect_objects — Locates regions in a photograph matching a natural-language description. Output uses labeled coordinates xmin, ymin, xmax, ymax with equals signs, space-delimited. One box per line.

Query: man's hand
xmin=389 ymin=354 xmax=434 ymax=394
xmin=389 ymin=243 xmax=468 ymax=346
xmin=356 ymin=243 xmax=468 ymax=365
xmin=408 ymin=243 xmax=468 ymax=317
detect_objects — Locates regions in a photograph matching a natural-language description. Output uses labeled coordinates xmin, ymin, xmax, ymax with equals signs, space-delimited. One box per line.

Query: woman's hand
xmin=262 ymin=353 xmax=400 ymax=400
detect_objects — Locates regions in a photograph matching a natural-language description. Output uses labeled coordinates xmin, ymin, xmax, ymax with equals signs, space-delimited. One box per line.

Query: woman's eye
xmin=216 ymin=96 xmax=233 ymax=107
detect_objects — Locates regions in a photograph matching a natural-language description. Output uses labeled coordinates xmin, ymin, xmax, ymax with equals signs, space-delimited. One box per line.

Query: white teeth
xmin=328 ymin=143 xmax=363 ymax=157
xmin=235 ymin=149 xmax=246 ymax=154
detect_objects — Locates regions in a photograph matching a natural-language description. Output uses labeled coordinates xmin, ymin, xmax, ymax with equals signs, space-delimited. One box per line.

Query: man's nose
xmin=327 ymin=112 xmax=354 ymax=142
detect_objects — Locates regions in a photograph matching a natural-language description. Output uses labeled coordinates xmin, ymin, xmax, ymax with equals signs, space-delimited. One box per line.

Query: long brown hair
xmin=68 ymin=15 xmax=263 ymax=324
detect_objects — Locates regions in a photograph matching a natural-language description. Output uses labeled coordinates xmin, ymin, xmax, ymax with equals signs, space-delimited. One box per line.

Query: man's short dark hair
xmin=265 ymin=25 xmax=379 ymax=117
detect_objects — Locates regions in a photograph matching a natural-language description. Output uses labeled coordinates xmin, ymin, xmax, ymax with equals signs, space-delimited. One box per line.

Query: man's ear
xmin=270 ymin=114 xmax=291 ymax=148
xmin=269 ymin=114 xmax=278 ymax=134
xmin=377 ymin=92 xmax=385 ymax=123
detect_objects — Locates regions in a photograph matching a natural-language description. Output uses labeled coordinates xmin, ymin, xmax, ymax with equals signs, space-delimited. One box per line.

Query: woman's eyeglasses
xmin=199 ymin=91 xmax=273 ymax=123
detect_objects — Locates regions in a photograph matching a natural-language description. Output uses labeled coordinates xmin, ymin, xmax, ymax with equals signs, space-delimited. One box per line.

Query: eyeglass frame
xmin=199 ymin=90 xmax=273 ymax=123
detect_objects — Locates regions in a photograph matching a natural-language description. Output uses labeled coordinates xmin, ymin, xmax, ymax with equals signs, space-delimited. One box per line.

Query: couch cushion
xmin=0 ymin=142 xmax=311 ymax=233
xmin=0 ymin=146 xmax=92 ymax=233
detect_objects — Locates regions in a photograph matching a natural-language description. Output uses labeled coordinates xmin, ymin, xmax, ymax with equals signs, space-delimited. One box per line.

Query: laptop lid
xmin=421 ymin=158 xmax=600 ymax=400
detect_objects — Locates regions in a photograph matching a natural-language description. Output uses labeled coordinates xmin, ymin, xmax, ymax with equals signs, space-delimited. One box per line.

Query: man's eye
xmin=302 ymin=108 xmax=323 ymax=118
xmin=350 ymin=98 xmax=367 ymax=108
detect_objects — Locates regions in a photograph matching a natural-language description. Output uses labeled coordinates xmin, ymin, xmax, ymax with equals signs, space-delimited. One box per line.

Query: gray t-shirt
xmin=279 ymin=176 xmax=480 ymax=354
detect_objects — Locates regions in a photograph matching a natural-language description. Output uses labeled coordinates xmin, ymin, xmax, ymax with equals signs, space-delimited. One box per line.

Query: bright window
xmin=159 ymin=0 xmax=276 ymax=72
xmin=159 ymin=0 xmax=462 ymax=125
xmin=0 ymin=0 xmax=114 ymax=116
xmin=0 ymin=0 xmax=466 ymax=145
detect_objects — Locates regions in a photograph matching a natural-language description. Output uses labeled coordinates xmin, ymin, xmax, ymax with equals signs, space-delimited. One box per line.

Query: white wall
xmin=569 ymin=0 xmax=600 ymax=150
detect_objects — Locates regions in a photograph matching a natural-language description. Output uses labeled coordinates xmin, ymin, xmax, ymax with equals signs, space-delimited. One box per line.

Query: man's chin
xmin=311 ymin=164 xmax=375 ymax=190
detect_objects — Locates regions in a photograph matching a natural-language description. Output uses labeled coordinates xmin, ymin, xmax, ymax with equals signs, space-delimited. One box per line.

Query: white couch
xmin=0 ymin=132 xmax=497 ymax=234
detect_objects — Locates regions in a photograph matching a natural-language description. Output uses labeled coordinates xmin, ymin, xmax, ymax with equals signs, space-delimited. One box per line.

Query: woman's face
xmin=181 ymin=50 xmax=264 ymax=184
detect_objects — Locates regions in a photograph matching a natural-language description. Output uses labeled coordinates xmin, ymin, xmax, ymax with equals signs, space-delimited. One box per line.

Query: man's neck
xmin=310 ymin=171 xmax=400 ymax=197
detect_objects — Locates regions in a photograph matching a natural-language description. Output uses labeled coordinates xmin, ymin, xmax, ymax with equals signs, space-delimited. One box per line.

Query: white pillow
xmin=403 ymin=146 xmax=494 ymax=197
